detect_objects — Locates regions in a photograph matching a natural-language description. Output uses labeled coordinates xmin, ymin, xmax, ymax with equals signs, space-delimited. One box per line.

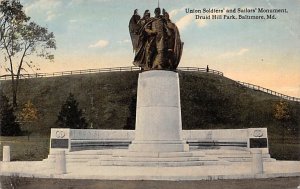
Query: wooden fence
xmin=237 ymin=81 xmax=300 ymax=102
xmin=0 ymin=66 xmax=141 ymax=80
xmin=1 ymin=66 xmax=299 ymax=102
xmin=0 ymin=66 xmax=223 ymax=80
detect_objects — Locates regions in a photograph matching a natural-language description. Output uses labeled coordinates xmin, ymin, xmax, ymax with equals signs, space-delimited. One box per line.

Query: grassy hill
xmin=0 ymin=70 xmax=299 ymax=160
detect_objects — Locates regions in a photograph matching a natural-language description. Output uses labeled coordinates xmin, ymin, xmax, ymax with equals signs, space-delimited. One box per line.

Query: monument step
xmin=215 ymin=154 xmax=253 ymax=158
xmin=264 ymin=158 xmax=276 ymax=162
xmin=112 ymin=151 xmax=196 ymax=158
xmin=218 ymin=157 xmax=276 ymax=162
xmin=47 ymin=154 xmax=111 ymax=161
xmin=98 ymin=156 xmax=205 ymax=162
xmin=71 ymin=146 xmax=128 ymax=151
xmin=202 ymin=150 xmax=251 ymax=155
xmin=65 ymin=159 xmax=92 ymax=163
xmin=48 ymin=154 xmax=101 ymax=159
xmin=67 ymin=149 xmax=114 ymax=155
xmin=89 ymin=160 xmax=226 ymax=167
xmin=213 ymin=153 xmax=271 ymax=158
xmin=48 ymin=149 xmax=112 ymax=156
xmin=219 ymin=157 xmax=252 ymax=162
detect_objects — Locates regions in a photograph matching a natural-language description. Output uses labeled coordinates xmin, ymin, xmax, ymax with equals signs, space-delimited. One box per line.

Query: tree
xmin=19 ymin=100 xmax=38 ymax=140
xmin=20 ymin=100 xmax=38 ymax=122
xmin=56 ymin=93 xmax=88 ymax=129
xmin=274 ymin=100 xmax=290 ymax=121
xmin=0 ymin=0 xmax=27 ymax=48
xmin=124 ymin=95 xmax=136 ymax=130
xmin=274 ymin=100 xmax=291 ymax=143
xmin=0 ymin=0 xmax=56 ymax=107
xmin=0 ymin=93 xmax=21 ymax=136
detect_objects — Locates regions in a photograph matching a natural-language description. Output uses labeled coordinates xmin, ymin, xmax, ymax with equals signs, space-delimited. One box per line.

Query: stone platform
xmin=1 ymin=148 xmax=299 ymax=180
xmin=44 ymin=148 xmax=275 ymax=167
xmin=47 ymin=128 xmax=272 ymax=167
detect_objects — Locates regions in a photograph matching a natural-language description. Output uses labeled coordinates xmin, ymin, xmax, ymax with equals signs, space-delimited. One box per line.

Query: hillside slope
xmin=1 ymin=70 xmax=299 ymax=132
xmin=1 ymin=70 xmax=299 ymax=159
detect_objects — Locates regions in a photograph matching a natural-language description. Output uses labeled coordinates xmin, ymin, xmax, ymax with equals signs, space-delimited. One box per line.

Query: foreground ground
xmin=0 ymin=176 xmax=299 ymax=189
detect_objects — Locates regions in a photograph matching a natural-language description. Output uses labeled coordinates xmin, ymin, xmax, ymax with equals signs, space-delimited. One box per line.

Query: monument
xmin=39 ymin=7 xmax=297 ymax=172
xmin=43 ymin=7 xmax=286 ymax=168
xmin=128 ymin=7 xmax=188 ymax=153
xmin=128 ymin=70 xmax=189 ymax=153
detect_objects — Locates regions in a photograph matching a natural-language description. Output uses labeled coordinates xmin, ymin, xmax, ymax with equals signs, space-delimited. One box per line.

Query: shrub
xmin=0 ymin=94 xmax=21 ymax=136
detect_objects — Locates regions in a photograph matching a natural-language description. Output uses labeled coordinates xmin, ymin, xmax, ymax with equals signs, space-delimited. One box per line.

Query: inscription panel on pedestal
xmin=51 ymin=139 xmax=69 ymax=148
xmin=249 ymin=138 xmax=268 ymax=148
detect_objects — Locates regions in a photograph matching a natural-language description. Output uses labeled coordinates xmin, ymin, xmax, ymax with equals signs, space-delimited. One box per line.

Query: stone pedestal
xmin=129 ymin=70 xmax=189 ymax=152
xmin=55 ymin=150 xmax=66 ymax=174
xmin=3 ymin=146 xmax=10 ymax=162
xmin=251 ymin=149 xmax=264 ymax=174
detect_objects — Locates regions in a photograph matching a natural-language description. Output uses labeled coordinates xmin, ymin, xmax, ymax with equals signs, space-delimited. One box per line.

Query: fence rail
xmin=177 ymin=67 xmax=224 ymax=76
xmin=237 ymin=81 xmax=300 ymax=102
xmin=0 ymin=66 xmax=142 ymax=80
xmin=1 ymin=66 xmax=299 ymax=102
xmin=0 ymin=66 xmax=223 ymax=80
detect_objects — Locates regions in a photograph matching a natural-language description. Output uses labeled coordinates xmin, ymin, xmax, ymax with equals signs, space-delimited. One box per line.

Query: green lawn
xmin=269 ymin=142 xmax=300 ymax=160
xmin=0 ymin=135 xmax=49 ymax=161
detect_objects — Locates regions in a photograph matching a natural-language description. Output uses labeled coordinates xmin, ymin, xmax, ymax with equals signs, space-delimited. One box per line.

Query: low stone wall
xmin=50 ymin=128 xmax=269 ymax=153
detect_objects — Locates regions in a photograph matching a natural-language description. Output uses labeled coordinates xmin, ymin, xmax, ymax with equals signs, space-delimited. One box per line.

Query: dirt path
xmin=0 ymin=176 xmax=299 ymax=189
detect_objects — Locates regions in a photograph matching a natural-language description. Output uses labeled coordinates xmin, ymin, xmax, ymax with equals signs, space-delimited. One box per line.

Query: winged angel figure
xmin=129 ymin=8 xmax=183 ymax=71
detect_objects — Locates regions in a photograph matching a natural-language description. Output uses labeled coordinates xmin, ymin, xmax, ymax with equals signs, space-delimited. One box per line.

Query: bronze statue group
xmin=129 ymin=7 xmax=183 ymax=71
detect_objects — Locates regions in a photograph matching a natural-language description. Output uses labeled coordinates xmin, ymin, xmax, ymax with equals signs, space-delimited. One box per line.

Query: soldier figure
xmin=145 ymin=7 xmax=167 ymax=69
xmin=129 ymin=7 xmax=183 ymax=71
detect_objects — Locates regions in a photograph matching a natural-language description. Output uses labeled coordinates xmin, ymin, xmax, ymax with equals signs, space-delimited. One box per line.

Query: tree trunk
xmin=282 ymin=122 xmax=285 ymax=144
xmin=12 ymin=86 xmax=17 ymax=108
xmin=10 ymin=70 xmax=18 ymax=108
xmin=13 ymin=71 xmax=21 ymax=108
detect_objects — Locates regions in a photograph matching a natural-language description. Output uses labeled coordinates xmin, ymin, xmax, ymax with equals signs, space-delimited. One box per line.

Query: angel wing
xmin=129 ymin=10 xmax=141 ymax=52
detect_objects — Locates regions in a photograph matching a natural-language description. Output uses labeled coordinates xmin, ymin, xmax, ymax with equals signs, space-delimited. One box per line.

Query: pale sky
xmin=1 ymin=0 xmax=300 ymax=97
